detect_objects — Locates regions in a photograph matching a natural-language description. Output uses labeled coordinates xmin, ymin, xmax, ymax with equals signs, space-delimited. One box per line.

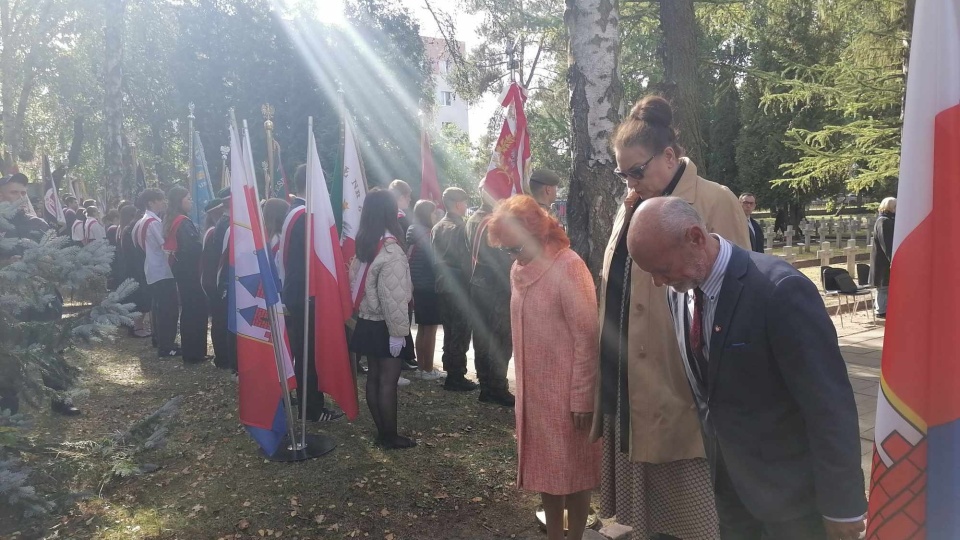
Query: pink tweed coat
xmin=511 ymin=247 xmax=601 ymax=495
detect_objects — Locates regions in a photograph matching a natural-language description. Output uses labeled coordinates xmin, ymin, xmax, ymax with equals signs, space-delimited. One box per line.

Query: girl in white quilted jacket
xmin=349 ymin=190 xmax=417 ymax=449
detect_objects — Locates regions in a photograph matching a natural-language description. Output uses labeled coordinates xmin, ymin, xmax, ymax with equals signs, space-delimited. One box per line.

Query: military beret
xmin=529 ymin=169 xmax=561 ymax=187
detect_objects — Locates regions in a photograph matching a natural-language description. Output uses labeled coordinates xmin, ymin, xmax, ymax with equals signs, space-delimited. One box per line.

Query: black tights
xmin=365 ymin=357 xmax=413 ymax=448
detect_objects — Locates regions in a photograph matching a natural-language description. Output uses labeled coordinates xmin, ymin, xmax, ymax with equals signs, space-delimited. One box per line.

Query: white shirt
xmin=85 ymin=218 xmax=106 ymax=243
xmin=71 ymin=219 xmax=85 ymax=242
xmin=137 ymin=210 xmax=173 ymax=284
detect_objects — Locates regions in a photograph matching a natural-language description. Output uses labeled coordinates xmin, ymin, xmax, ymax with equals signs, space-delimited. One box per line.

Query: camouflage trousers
xmin=470 ymin=285 xmax=512 ymax=394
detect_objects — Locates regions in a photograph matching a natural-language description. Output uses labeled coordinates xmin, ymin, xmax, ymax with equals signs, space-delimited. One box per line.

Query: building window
xmin=440 ymin=91 xmax=454 ymax=106
xmin=439 ymin=59 xmax=450 ymax=74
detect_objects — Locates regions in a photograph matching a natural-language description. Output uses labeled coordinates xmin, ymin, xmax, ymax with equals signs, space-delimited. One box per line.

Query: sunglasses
xmin=498 ymin=244 xmax=525 ymax=256
xmin=614 ymin=154 xmax=657 ymax=183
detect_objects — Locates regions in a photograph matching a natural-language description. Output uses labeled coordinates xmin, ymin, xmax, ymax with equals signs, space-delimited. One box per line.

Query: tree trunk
xmin=565 ymin=0 xmax=622 ymax=279
xmin=659 ymin=0 xmax=705 ymax=167
xmin=1 ymin=0 xmax=16 ymax=167
xmin=104 ymin=0 xmax=125 ymax=200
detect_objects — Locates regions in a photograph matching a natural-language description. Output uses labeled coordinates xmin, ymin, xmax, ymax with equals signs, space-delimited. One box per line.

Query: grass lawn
xmin=5 ymin=334 xmax=549 ymax=540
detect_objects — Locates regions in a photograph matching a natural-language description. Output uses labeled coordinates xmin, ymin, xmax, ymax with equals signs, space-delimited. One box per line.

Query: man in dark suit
xmin=626 ymin=196 xmax=867 ymax=540
xmin=740 ymin=192 xmax=765 ymax=253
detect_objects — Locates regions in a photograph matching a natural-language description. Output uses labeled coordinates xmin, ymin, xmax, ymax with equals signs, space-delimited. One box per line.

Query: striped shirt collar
xmin=698 ymin=234 xmax=732 ymax=300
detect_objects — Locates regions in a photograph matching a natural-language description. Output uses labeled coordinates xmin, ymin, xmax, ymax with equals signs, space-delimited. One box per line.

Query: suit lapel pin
xmin=714 ymin=325 xmax=722 ymax=333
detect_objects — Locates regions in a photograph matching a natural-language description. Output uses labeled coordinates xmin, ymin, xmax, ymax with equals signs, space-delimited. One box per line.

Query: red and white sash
xmin=71 ymin=219 xmax=85 ymax=243
xmin=350 ymin=234 xmax=394 ymax=311
xmin=276 ymin=205 xmax=306 ymax=284
xmin=131 ymin=216 xmax=158 ymax=252
xmin=83 ymin=218 xmax=102 ymax=245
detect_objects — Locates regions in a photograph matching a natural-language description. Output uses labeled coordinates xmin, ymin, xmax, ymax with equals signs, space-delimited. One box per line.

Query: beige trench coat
xmin=589 ymin=158 xmax=751 ymax=463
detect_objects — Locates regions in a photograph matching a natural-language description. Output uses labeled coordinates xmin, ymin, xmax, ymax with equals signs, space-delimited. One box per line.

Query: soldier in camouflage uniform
xmin=529 ymin=169 xmax=561 ymax=216
xmin=431 ymin=187 xmax=478 ymax=392
xmin=465 ymin=189 xmax=515 ymax=407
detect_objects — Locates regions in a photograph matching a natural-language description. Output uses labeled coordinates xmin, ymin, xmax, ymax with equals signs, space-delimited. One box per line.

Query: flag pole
xmin=300 ymin=116 xmax=315 ymax=449
xmin=187 ymin=103 xmax=196 ymax=198
xmin=219 ymin=145 xmax=229 ymax=192
xmin=263 ymin=104 xmax=276 ymax=199
xmin=242 ymin=119 xmax=301 ymax=455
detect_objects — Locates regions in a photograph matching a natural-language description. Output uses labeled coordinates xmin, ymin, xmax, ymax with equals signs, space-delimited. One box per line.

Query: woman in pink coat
xmin=487 ymin=195 xmax=601 ymax=540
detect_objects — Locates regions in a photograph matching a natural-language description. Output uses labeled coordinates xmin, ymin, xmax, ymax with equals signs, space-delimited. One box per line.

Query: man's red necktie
xmin=691 ymin=287 xmax=705 ymax=359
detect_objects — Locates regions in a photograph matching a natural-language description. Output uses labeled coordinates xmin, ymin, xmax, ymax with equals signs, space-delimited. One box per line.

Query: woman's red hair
xmin=487 ymin=195 xmax=570 ymax=252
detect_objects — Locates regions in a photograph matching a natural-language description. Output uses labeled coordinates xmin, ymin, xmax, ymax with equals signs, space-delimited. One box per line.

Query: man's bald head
xmin=626 ymin=196 xmax=716 ymax=292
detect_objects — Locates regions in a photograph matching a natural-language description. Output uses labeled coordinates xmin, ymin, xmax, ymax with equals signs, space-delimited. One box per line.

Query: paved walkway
xmin=415 ymin=309 xmax=885 ymax=485
xmin=832 ymin=315 xmax=885 ymax=487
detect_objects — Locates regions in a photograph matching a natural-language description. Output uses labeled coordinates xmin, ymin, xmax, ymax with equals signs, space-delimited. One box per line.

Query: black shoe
xmin=479 ymin=390 xmax=515 ymax=407
xmin=307 ymin=408 xmax=344 ymax=422
xmin=158 ymin=348 xmax=181 ymax=358
xmin=401 ymin=359 xmax=418 ymax=371
xmin=357 ymin=363 xmax=369 ymax=375
xmin=380 ymin=435 xmax=417 ymax=450
xmin=51 ymin=400 xmax=81 ymax=417
xmin=876 ymin=313 xmax=887 ymax=319
xmin=443 ymin=377 xmax=479 ymax=392
xmin=183 ymin=355 xmax=212 ymax=365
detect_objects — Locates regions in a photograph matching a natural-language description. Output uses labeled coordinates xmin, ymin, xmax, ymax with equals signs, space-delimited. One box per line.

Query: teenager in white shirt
xmin=83 ymin=207 xmax=106 ymax=244
xmin=134 ymin=188 xmax=179 ymax=358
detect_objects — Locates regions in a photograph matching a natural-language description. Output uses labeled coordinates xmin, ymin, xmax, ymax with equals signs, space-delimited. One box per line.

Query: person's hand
xmin=823 ymin=518 xmax=865 ymax=540
xmin=388 ymin=336 xmax=404 ymax=358
xmin=571 ymin=412 xmax=593 ymax=431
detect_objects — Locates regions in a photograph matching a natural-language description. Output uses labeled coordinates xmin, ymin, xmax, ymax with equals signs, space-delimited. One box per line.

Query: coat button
xmin=635 ymin=304 xmax=644 ymax=314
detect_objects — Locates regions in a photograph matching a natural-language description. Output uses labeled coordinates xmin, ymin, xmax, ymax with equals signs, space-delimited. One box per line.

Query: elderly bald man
xmin=625 ymin=197 xmax=867 ymax=540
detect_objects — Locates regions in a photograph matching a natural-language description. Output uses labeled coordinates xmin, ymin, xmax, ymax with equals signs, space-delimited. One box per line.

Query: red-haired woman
xmin=487 ymin=195 xmax=600 ymax=540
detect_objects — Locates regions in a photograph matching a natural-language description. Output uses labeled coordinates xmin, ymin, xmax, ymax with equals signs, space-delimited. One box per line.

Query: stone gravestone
xmin=835 ymin=220 xmax=844 ymax=247
xmin=818 ymin=241 xmax=834 ymax=268
xmin=801 ymin=222 xmax=814 ymax=254
xmin=819 ymin=221 xmax=828 ymax=244
xmin=848 ymin=219 xmax=859 ymax=248
xmin=764 ymin=224 xmax=775 ymax=253
xmin=783 ymin=225 xmax=796 ymax=259
xmin=844 ymin=239 xmax=858 ymax=275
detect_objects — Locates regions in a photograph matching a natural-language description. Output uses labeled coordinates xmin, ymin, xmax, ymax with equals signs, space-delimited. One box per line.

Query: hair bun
xmin=630 ymin=95 xmax=673 ymax=128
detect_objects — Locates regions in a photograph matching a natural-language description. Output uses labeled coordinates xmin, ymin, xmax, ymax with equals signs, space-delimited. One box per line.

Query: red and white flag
xmin=340 ymin=118 xmax=367 ymax=266
xmin=480 ymin=82 xmax=531 ymax=200
xmin=420 ymin=128 xmax=442 ymax=207
xmin=866 ymin=1 xmax=960 ymax=538
xmin=306 ymin=119 xmax=359 ymax=420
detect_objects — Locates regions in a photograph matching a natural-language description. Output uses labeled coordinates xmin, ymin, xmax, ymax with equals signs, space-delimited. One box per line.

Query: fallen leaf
xmin=434 ymin=493 xmax=448 ymax=499
xmin=238 ymin=519 xmax=250 ymax=530
xmin=243 ymin=501 xmax=252 ymax=507
xmin=471 ymin=497 xmax=482 ymax=503
xmin=313 ymin=514 xmax=325 ymax=524
xmin=258 ymin=530 xmax=266 ymax=537
xmin=385 ymin=534 xmax=395 ymax=540
xmin=380 ymin=508 xmax=390 ymax=517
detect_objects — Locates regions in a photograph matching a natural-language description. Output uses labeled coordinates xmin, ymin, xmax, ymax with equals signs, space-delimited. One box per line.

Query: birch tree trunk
xmin=659 ymin=0 xmax=705 ymax=167
xmin=104 ymin=0 xmax=125 ymax=199
xmin=565 ymin=0 xmax=622 ymax=279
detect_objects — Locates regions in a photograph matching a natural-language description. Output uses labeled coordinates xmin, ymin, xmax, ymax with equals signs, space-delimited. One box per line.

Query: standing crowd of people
xmin=0 ymin=94 xmax=878 ymax=540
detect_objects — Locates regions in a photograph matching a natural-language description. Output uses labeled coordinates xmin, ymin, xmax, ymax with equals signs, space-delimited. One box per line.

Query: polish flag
xmin=866 ymin=1 xmax=960 ymax=538
xmin=339 ymin=118 xmax=367 ymax=266
xmin=306 ymin=118 xmax=358 ymax=420
xmin=480 ymin=82 xmax=531 ymax=200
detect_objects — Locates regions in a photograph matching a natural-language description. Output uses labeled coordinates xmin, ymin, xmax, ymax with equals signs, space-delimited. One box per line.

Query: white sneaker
xmin=418 ymin=370 xmax=444 ymax=381
xmin=397 ymin=376 xmax=411 ymax=387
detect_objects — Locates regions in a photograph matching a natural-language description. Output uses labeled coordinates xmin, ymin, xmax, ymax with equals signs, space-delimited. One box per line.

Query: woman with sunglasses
xmin=591 ymin=95 xmax=751 ymax=539
xmin=486 ymin=195 xmax=600 ymax=540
